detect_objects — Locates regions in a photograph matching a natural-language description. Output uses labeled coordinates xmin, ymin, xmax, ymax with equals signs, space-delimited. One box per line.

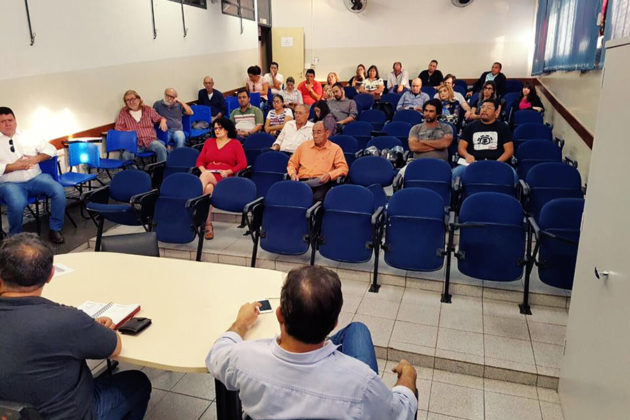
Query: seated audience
xmin=0 ymin=233 xmax=152 ymax=419
xmin=328 ymin=83 xmax=358 ymax=128
xmin=470 ymin=62 xmax=507 ymax=97
xmin=264 ymin=94 xmax=293 ymax=137
xmin=396 ymin=78 xmax=430 ymax=111
xmin=287 ymin=121 xmax=348 ymax=202
xmin=359 ymin=65 xmax=385 ymax=98
xmin=281 ymin=77 xmax=303 ymax=110
xmin=230 ymin=89 xmax=263 ymax=140
xmin=196 ymin=118 xmax=247 ymax=239
xmin=115 ymin=89 xmax=168 ymax=163
xmin=348 ymin=64 xmax=366 ymax=89
xmin=207 ymin=265 xmax=418 ymax=420
xmin=153 ymin=87 xmax=194 ymax=149
xmin=418 ymin=59 xmax=444 ymax=87
xmin=197 ymin=76 xmax=227 ymax=122
xmin=436 ymin=74 xmax=471 ymax=112
xmin=323 ymin=72 xmax=339 ymax=100
xmin=245 ymin=65 xmax=269 ymax=103
xmin=298 ymin=69 xmax=323 ymax=106
xmin=312 ymin=100 xmax=336 ymax=136
xmin=454 ymin=99 xmax=514 ymax=179
xmin=514 ymin=82 xmax=544 ymax=113
xmin=0 ymin=107 xmax=66 ymax=243
xmin=263 ymin=62 xmax=284 ymax=97
xmin=387 ymin=61 xmax=410 ymax=94
xmin=435 ymin=84 xmax=463 ymax=130
xmin=408 ymin=99 xmax=453 ymax=161
xmin=468 ymin=81 xmax=503 ymax=121
xmin=272 ymin=104 xmax=313 ymax=154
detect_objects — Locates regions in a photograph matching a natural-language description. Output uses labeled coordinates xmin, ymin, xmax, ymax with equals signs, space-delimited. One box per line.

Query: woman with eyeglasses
xmin=114 ymin=89 xmax=168 ymax=162
xmin=467 ymin=81 xmax=502 ymax=121
xmin=195 ymin=117 xmax=247 ymax=239
xmin=264 ymin=94 xmax=293 ymax=136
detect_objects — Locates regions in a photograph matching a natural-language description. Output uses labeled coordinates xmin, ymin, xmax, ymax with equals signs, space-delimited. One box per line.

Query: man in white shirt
xmin=0 ymin=107 xmax=66 ymax=243
xmin=207 ymin=265 xmax=418 ymax=420
xmin=263 ymin=62 xmax=284 ymax=97
xmin=271 ymin=104 xmax=313 ymax=153
xmin=387 ymin=61 xmax=410 ymax=94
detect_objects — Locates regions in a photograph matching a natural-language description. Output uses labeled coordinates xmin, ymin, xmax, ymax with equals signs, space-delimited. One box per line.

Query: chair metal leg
xmin=94 ymin=216 xmax=105 ymax=251
xmin=214 ymin=379 xmax=242 ymax=420
xmin=369 ymin=246 xmax=381 ymax=293
xmin=250 ymin=234 xmax=259 ymax=268
xmin=520 ymin=225 xmax=534 ymax=315
xmin=196 ymin=230 xmax=204 ymax=262
xmin=441 ymin=228 xmax=455 ymax=304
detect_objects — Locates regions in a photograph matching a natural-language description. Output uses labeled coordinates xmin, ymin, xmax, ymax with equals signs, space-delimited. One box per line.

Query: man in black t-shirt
xmin=453 ymin=99 xmax=514 ymax=179
xmin=0 ymin=233 xmax=151 ymax=420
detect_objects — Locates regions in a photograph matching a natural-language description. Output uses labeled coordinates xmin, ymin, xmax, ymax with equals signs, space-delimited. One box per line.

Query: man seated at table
xmin=0 ymin=233 xmax=151 ymax=420
xmin=286 ymin=121 xmax=348 ymax=202
xmin=206 ymin=265 xmax=418 ymax=420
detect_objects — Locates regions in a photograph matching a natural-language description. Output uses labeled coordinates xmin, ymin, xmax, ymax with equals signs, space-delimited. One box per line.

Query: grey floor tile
xmin=437 ymin=328 xmax=484 ymax=357
xmin=485 ymin=391 xmax=542 ymax=420
xmin=391 ymin=320 xmax=438 ymax=348
xmin=432 ymin=369 xmax=484 ymax=390
xmin=145 ymin=392 xmax=210 ymax=420
xmin=484 ymin=335 xmax=535 ymax=366
xmin=484 ymin=378 xmax=538 ymax=399
xmin=171 ymin=372 xmax=216 ymax=401
xmin=532 ymin=341 xmax=564 ymax=369
xmin=484 ymin=315 xmax=530 ymax=340
xmin=527 ymin=306 xmax=568 ymax=326
xmin=371 ymin=284 xmax=406 ymax=302
xmin=439 ymin=296 xmax=483 ymax=333
xmin=143 ymin=367 xmax=186 ymax=391
xmin=351 ymin=313 xmax=395 ymax=347
xmin=340 ymin=279 xmax=369 ymax=297
xmin=417 ymin=378 xmax=432 ymax=412
xmin=397 ymin=301 xmax=441 ymax=326
xmin=429 ymin=381 xmax=484 ymax=420
xmin=540 ymin=402 xmax=564 ymax=420
xmin=483 ymin=298 xmax=526 ymax=320
xmin=145 ymin=388 xmax=168 ymax=416
xmin=199 ymin=402 xmax=218 ymax=419
xmin=357 ymin=294 xmax=401 ymax=319
xmin=528 ymin=322 xmax=566 ymax=346
xmin=427 ymin=413 xmax=464 ymax=420
xmin=341 ymin=294 xmax=362 ymax=314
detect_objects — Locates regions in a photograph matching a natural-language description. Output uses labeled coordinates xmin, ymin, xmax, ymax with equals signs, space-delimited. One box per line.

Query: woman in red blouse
xmin=196 ymin=117 xmax=247 ymax=239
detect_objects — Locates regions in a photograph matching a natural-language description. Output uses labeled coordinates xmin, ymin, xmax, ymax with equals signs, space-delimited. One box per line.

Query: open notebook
xmin=78 ymin=301 xmax=141 ymax=329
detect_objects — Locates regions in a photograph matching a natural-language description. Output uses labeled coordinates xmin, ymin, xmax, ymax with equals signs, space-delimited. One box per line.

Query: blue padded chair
xmin=505 ymin=79 xmax=524 ymax=93
xmin=358 ymin=109 xmax=387 ymax=130
xmin=343 ymin=86 xmax=357 ymax=99
xmin=383 ymin=188 xmax=447 ymax=285
xmin=521 ymin=162 xmax=583 ymax=221
xmin=84 ymin=169 xmax=157 ymax=251
xmin=155 ymin=125 xmax=169 ymax=145
xmin=456 ymin=161 xmax=516 ymax=207
xmin=212 ymin=176 xmax=257 ymax=215
xmin=444 ymin=192 xmax=526 ymax=302
xmin=312 ymin=185 xmax=384 ymax=291
xmin=330 ymin=135 xmax=359 ymax=166
xmin=146 ymin=146 xmax=200 ymax=187
xmin=349 ymin=156 xmax=396 ymax=188
xmin=243 ymin=133 xmax=275 ymax=165
xmin=153 ymin=173 xmax=210 ymax=261
xmin=37 ymin=155 xmax=80 ymax=229
xmin=366 ymin=136 xmax=402 ymax=151
xmin=249 ymin=92 xmax=261 ymax=108
xmin=183 ymin=105 xmax=212 ymax=139
xmin=95 ymin=130 xmax=138 ymax=177
xmin=226 ymin=96 xmax=239 ymax=115
xmin=342 ymin=121 xmax=373 ymax=150
xmin=59 ymin=142 xmax=101 ymax=195
xmin=242 ymin=151 xmax=289 ymax=198
xmin=515 ymin=140 xmax=562 ymax=180
xmin=243 ymin=181 xmax=317 ymax=267
xmin=469 ymin=92 xmax=479 ymax=107
xmin=454 ymin=79 xmax=468 ymax=91
xmin=520 ymin=198 xmax=584 ymax=314
xmin=513 ymin=110 xmax=543 ymax=127
xmin=353 ymin=93 xmax=375 ymax=112
xmin=403 ymin=158 xmax=452 ymax=206
xmin=383 ymin=121 xmax=413 ymax=150
xmin=513 ymin=123 xmax=553 ymax=151
xmin=380 ymin=93 xmax=401 ymax=108
xmin=501 ymin=92 xmax=521 ymax=121
xmin=421 ymin=86 xmax=437 ymax=98
xmin=453 ymin=84 xmax=467 ymax=96
xmin=392 ymin=109 xmax=422 ymax=125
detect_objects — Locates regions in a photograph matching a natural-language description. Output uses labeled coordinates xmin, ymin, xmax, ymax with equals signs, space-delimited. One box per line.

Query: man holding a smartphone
xmin=207 ymin=265 xmax=418 ymax=420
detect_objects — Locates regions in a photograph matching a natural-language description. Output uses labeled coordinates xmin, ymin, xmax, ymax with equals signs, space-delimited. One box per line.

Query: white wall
xmin=1 ymin=0 xmax=259 ymax=139
xmin=271 ymin=0 xmax=537 ymax=81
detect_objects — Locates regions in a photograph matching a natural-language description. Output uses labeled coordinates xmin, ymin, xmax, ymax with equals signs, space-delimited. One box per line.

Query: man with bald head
xmin=272 ymin=104 xmax=313 ymax=154
xmin=396 ymin=78 xmax=430 ymax=111
xmin=287 ymin=121 xmax=348 ymax=202
xmin=197 ymin=76 xmax=227 ymax=122
xmin=153 ymin=88 xmax=194 ymax=148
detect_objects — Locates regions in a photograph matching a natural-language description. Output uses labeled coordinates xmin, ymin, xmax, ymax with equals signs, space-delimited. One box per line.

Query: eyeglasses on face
xmin=125 ymin=97 xmax=139 ymax=103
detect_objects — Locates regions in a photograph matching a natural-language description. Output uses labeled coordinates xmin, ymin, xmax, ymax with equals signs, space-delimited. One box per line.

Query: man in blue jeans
xmin=207 ymin=265 xmax=418 ymax=419
xmin=0 ymin=233 xmax=151 ymax=419
xmin=0 ymin=107 xmax=66 ymax=243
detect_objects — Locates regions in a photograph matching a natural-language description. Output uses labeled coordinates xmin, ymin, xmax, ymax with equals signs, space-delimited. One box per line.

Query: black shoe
xmin=48 ymin=230 xmax=65 ymax=244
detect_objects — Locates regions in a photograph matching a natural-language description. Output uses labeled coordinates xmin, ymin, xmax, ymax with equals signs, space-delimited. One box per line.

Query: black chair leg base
xmin=519 ymin=303 xmax=532 ymax=315
xmin=441 ymin=293 xmax=452 ymax=303
xmin=368 ymin=283 xmax=380 ymax=293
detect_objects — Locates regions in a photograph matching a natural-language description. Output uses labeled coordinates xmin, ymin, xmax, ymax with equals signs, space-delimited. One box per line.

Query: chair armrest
xmin=371 ymin=130 xmax=386 ymax=137
xmin=392 ymin=172 xmax=404 ymax=191
xmin=334 ymin=176 xmax=346 ymax=185
xmin=307 ymin=201 xmax=323 ymax=243
xmin=237 ymin=166 xmax=253 ymax=178
xmin=82 ymin=185 xmax=110 ymax=206
xmin=145 ymin=161 xmax=166 ymax=186
xmin=242 ymin=197 xmax=264 ymax=234
xmin=554 ymin=136 xmax=565 ymax=150
xmin=371 ymin=205 xmax=385 ymax=226
xmin=185 ymin=193 xmax=212 ymax=227
xmin=130 ymin=189 xmax=159 ymax=226
xmin=526 ymin=216 xmax=541 ymax=241
xmin=518 ymin=179 xmax=530 ymax=201
xmin=190 ymin=167 xmax=202 ymax=176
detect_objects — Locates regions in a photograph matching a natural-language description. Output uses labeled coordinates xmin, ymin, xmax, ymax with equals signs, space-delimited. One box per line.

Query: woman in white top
xmin=281 ymin=77 xmax=303 ymax=111
xmin=359 ymin=65 xmax=384 ymax=98
xmin=264 ymin=94 xmax=294 ymax=136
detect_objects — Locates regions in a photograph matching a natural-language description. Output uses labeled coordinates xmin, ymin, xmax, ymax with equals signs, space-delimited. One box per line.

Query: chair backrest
xmin=513 ymin=123 xmax=553 ymax=141
xmin=212 ymin=177 xmax=257 ymax=213
xmin=100 ymin=231 xmax=160 ymax=257
xmin=421 ymin=86 xmax=437 ymax=97
xmin=358 ymin=109 xmax=387 ymax=127
xmin=353 ymin=93 xmax=375 ymax=112
xmin=110 ymin=169 xmax=153 ymax=202
xmin=343 ymin=86 xmax=357 ymax=99
xmin=515 ymin=140 xmax=562 ymax=179
xmin=251 ymin=151 xmax=290 ymax=198
xmin=505 ymin=79 xmax=524 ymax=93
xmin=404 ymin=158 xmax=452 ymax=205
xmin=166 ymin=146 xmax=199 ymax=164
xmin=513 ymin=110 xmax=543 ymax=126
xmin=330 ymin=135 xmax=359 ymax=166
xmin=525 ymin=162 xmax=583 ymax=220
xmin=469 ymin=92 xmax=479 ymax=107
xmin=458 ymin=192 xmax=525 ymax=281
xmin=249 ymin=92 xmax=261 ymax=108
xmin=384 ymin=188 xmax=445 ymax=271
xmin=243 ymin=133 xmax=276 ymax=165
xmin=342 ymin=121 xmax=373 ymax=149
xmin=106 ymin=130 xmax=138 ymax=154
xmin=68 ymin=142 xmax=101 ymax=168
xmin=154 ymin=173 xmax=203 ymax=243
xmin=453 ymin=84 xmax=467 ymax=96
xmin=461 ymin=160 xmax=516 ymax=199
xmin=226 ymin=96 xmax=239 ymax=115
xmin=366 ymin=136 xmax=402 ymax=151
xmin=38 ymin=156 xmax=59 ymax=181
xmin=349 ymin=156 xmax=395 ymax=187
xmin=260 ymin=181 xmax=313 ymax=255
xmin=190 ymin=105 xmax=212 ymax=123
xmin=380 ymin=93 xmax=401 ymax=107
xmin=318 ymin=185 xmax=375 ymax=263
xmin=537 ymin=198 xmax=584 ymax=289
xmin=383 ymin=121 xmax=413 ymax=138
xmin=392 ymin=109 xmax=422 ymax=125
